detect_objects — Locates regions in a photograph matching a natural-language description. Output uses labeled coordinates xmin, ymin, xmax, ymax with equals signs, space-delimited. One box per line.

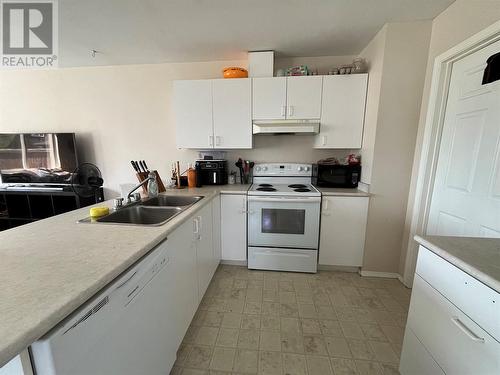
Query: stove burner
xmin=294 ymin=188 xmax=311 ymax=192
xmin=288 ymin=184 xmax=307 ymax=188
xmin=259 ymin=184 xmax=273 ymax=187
xmin=257 ymin=187 xmax=277 ymax=192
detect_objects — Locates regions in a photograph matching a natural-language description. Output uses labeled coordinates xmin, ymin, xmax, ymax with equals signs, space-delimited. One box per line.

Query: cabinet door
xmin=173 ymin=80 xmax=214 ymax=149
xmin=407 ymin=275 xmax=500 ymax=374
xmin=166 ymin=219 xmax=199 ymax=343
xmin=400 ymin=328 xmax=445 ymax=375
xmin=212 ymin=195 xmax=222 ymax=272
xmin=318 ymin=196 xmax=369 ymax=266
xmin=221 ymin=194 xmax=247 ymax=262
xmin=252 ymin=77 xmax=287 ymax=120
xmin=196 ymin=203 xmax=214 ymax=301
xmin=213 ymin=78 xmax=252 ymax=148
xmin=286 ymin=76 xmax=323 ymax=119
xmin=315 ymin=74 xmax=368 ymax=149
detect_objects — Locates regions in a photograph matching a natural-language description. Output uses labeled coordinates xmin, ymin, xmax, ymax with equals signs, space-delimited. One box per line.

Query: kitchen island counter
xmin=415 ymin=235 xmax=500 ymax=293
xmin=0 ymin=184 xmax=248 ymax=367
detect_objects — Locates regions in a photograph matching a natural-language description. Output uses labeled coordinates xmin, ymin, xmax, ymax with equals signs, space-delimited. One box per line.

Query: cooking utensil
xmin=142 ymin=160 xmax=150 ymax=172
xmin=235 ymin=158 xmax=244 ymax=184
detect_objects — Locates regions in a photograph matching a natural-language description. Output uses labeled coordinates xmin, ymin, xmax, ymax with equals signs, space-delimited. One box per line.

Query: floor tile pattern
xmin=171 ymin=265 xmax=410 ymax=375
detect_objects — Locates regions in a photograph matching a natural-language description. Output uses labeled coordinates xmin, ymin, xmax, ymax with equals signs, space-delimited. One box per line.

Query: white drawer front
xmin=416 ymin=245 xmax=500 ymax=340
xmin=408 ymin=275 xmax=500 ymax=375
xmin=400 ymin=328 xmax=444 ymax=375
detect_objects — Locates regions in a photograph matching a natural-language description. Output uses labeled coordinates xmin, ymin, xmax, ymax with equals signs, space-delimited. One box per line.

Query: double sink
xmin=91 ymin=195 xmax=204 ymax=226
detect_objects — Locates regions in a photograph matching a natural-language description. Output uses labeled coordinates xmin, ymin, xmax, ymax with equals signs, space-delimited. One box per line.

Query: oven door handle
xmin=247 ymin=196 xmax=321 ymax=203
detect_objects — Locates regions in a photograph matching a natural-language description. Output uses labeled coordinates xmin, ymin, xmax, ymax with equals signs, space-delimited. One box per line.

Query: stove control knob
xmin=305 ymin=166 xmax=310 ymax=172
xmin=297 ymin=166 xmax=304 ymax=171
xmin=262 ymin=166 xmax=268 ymax=171
xmin=256 ymin=166 xmax=261 ymax=172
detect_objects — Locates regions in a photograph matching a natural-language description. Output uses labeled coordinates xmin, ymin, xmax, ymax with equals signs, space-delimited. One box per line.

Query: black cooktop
xmin=257 ymin=187 xmax=277 ymax=192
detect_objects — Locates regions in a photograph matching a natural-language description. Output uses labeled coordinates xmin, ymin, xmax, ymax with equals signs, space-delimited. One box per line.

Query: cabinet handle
xmin=215 ymin=136 xmax=221 ymax=146
xmin=281 ymin=105 xmax=286 ymax=117
xmin=209 ymin=135 xmax=214 ymax=147
xmin=322 ymin=135 xmax=327 ymax=146
xmin=193 ymin=217 xmax=199 ymax=234
xmin=451 ymin=317 xmax=485 ymax=343
xmin=288 ymin=105 xmax=294 ymax=117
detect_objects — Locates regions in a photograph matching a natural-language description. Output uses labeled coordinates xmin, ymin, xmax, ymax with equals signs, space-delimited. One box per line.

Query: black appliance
xmin=0 ymin=133 xmax=78 ymax=185
xmin=195 ymin=160 xmax=228 ymax=186
xmin=312 ymin=164 xmax=361 ymax=188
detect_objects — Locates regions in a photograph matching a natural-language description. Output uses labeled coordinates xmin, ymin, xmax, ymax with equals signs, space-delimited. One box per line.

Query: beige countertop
xmin=0 ymin=184 xmax=248 ymax=367
xmin=415 ymin=235 xmax=500 ymax=293
xmin=315 ymin=187 xmax=370 ymax=197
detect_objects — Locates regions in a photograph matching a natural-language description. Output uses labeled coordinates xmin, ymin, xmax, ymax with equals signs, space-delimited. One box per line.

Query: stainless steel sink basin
xmin=96 ymin=206 xmax=183 ymax=226
xmin=141 ymin=195 xmax=203 ymax=207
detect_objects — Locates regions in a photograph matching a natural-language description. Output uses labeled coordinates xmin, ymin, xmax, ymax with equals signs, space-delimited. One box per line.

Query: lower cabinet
xmin=193 ymin=202 xmax=215 ymax=302
xmin=318 ymin=196 xmax=369 ymax=266
xmin=221 ymin=194 xmax=247 ymax=262
xmin=400 ymin=246 xmax=500 ymax=375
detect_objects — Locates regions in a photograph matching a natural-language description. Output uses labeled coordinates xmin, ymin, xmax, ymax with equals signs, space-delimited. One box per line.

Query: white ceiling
xmin=58 ymin=0 xmax=455 ymax=67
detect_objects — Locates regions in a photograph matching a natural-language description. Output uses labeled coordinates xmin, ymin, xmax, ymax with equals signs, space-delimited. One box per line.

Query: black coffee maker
xmin=195 ymin=160 xmax=228 ymax=187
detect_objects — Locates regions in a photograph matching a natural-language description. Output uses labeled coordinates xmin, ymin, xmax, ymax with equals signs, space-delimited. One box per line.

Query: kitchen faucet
xmin=114 ymin=175 xmax=156 ymax=210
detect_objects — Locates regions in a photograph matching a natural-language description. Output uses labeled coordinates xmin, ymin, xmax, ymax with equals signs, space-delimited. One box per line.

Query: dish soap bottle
xmin=147 ymin=172 xmax=159 ymax=197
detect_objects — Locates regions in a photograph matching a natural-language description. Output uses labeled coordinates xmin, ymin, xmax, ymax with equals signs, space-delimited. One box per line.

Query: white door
xmin=252 ymin=77 xmax=287 ymax=120
xmin=173 ymin=80 xmax=214 ymax=149
xmin=221 ymin=194 xmax=247 ymax=262
xmin=286 ymin=76 xmax=323 ymax=119
xmin=213 ymin=78 xmax=252 ymax=148
xmin=427 ymin=40 xmax=500 ymax=238
xmin=318 ymin=196 xmax=369 ymax=266
xmin=315 ymin=74 xmax=368 ymax=149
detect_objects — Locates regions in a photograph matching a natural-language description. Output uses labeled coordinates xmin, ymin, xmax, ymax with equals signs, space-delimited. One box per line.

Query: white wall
xmin=400 ymin=0 xmax=500 ymax=275
xmin=359 ymin=21 xmax=432 ymax=273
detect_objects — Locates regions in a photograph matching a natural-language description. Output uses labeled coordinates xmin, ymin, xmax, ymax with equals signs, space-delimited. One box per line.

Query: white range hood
xmin=252 ymin=120 xmax=320 ymax=135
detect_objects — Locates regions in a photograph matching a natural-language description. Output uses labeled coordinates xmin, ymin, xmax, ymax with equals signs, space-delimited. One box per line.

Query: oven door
xmin=248 ymin=196 xmax=321 ymax=249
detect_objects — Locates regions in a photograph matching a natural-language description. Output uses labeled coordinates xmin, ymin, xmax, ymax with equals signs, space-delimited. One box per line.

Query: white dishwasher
xmin=31 ymin=241 xmax=178 ymax=375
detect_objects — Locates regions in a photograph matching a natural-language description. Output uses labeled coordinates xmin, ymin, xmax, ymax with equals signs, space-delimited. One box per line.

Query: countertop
xmin=415 ymin=235 xmax=500 ymax=293
xmin=315 ymin=187 xmax=370 ymax=197
xmin=0 ymin=184 xmax=248 ymax=367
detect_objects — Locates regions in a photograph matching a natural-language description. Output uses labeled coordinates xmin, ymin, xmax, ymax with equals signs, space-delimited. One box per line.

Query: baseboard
xmin=359 ymin=270 xmax=402 ymax=279
xmin=220 ymin=260 xmax=247 ymax=266
xmin=318 ymin=265 xmax=359 ymax=273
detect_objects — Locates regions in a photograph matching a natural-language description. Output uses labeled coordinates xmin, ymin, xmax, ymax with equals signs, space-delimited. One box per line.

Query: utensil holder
xmin=136 ymin=170 xmax=166 ymax=193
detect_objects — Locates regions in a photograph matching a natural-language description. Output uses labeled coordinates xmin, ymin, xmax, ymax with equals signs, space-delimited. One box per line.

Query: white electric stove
xmin=247 ymin=163 xmax=321 ymax=273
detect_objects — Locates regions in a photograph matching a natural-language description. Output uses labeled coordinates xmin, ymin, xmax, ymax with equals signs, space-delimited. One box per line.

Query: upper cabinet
xmin=174 ymin=78 xmax=252 ymax=149
xmin=314 ymin=74 xmax=368 ymax=149
xmin=286 ymin=76 xmax=323 ymax=119
xmin=174 ymin=80 xmax=213 ymax=149
xmin=252 ymin=76 xmax=323 ymax=120
xmin=252 ymin=77 xmax=287 ymax=120
xmin=213 ymin=79 xmax=252 ymax=149
xmin=174 ymin=74 xmax=368 ymax=149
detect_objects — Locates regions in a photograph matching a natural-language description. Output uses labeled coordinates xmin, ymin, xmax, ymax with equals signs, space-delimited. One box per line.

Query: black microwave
xmin=312 ymin=164 xmax=361 ymax=188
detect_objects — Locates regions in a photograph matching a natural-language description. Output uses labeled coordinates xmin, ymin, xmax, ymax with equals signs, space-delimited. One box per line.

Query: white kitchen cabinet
xmin=212 ymin=195 xmax=222 ymax=273
xmin=252 ymin=77 xmax=287 ymax=120
xmin=318 ymin=196 xmax=369 ymax=266
xmin=174 ymin=79 xmax=252 ymax=149
xmin=286 ymin=76 xmax=323 ymax=119
xmin=402 ymin=274 xmax=499 ymax=374
xmin=400 ymin=245 xmax=500 ymax=375
xmin=212 ymin=78 xmax=252 ymax=148
xmin=173 ymin=79 xmax=213 ymax=149
xmin=221 ymin=194 xmax=247 ymax=262
xmin=194 ymin=203 xmax=214 ymax=300
xmin=315 ymin=74 xmax=368 ymax=149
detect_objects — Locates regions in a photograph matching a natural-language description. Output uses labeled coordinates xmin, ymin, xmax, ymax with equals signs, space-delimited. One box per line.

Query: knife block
xmin=136 ymin=170 xmax=166 ymax=193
